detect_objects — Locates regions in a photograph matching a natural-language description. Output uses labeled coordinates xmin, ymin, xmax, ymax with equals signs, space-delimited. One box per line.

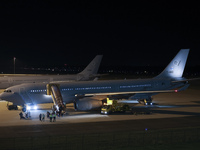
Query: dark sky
xmin=0 ymin=1 xmax=200 ymax=69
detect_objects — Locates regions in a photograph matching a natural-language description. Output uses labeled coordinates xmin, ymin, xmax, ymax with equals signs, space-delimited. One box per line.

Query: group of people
xmin=39 ymin=113 xmax=45 ymax=121
xmin=19 ymin=111 xmax=31 ymax=119
xmin=19 ymin=111 xmax=58 ymax=122
xmin=39 ymin=112 xmax=57 ymax=122
xmin=47 ymin=111 xmax=56 ymax=122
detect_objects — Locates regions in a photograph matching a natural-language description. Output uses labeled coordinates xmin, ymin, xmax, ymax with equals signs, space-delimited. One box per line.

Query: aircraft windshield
xmin=4 ymin=90 xmax=12 ymax=93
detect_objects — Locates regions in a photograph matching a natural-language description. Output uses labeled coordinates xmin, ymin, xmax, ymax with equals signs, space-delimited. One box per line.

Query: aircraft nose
xmin=0 ymin=92 xmax=15 ymax=101
xmin=0 ymin=91 xmax=24 ymax=105
xmin=0 ymin=92 xmax=8 ymax=100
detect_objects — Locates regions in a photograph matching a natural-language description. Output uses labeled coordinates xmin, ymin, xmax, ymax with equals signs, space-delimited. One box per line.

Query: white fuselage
xmin=0 ymin=78 xmax=185 ymax=105
xmin=0 ymin=74 xmax=77 ymax=89
xmin=0 ymin=55 xmax=103 ymax=89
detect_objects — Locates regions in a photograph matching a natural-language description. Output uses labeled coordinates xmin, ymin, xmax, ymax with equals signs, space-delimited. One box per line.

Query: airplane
xmin=0 ymin=49 xmax=190 ymax=111
xmin=0 ymin=55 xmax=103 ymax=89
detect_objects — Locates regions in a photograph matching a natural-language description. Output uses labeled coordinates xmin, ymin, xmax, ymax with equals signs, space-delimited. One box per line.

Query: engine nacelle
xmin=74 ymin=99 xmax=102 ymax=111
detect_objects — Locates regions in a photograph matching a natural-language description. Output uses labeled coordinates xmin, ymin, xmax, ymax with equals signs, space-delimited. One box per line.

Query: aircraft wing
xmin=84 ymin=90 xmax=174 ymax=97
xmin=82 ymin=84 xmax=190 ymax=97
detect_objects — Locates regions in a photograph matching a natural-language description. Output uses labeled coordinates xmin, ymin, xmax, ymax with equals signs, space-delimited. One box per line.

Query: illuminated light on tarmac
xmin=155 ymin=105 xmax=179 ymax=108
xmin=0 ymin=100 xmax=7 ymax=102
xmin=61 ymin=114 xmax=109 ymax=120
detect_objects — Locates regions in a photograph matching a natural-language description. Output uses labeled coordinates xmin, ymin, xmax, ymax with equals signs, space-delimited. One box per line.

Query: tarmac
xmin=0 ymin=80 xmax=200 ymax=138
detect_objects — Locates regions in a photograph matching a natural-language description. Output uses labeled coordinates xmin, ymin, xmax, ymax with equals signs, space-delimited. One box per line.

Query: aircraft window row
xmin=29 ymin=86 xmax=112 ymax=93
xmin=62 ymin=88 xmax=73 ymax=91
xmin=120 ymin=84 xmax=151 ymax=88
xmin=30 ymin=89 xmax=47 ymax=93
xmin=4 ymin=90 xmax=12 ymax=93
xmin=75 ymin=86 xmax=111 ymax=90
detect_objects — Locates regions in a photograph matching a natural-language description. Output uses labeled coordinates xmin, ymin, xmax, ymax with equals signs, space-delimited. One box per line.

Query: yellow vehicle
xmin=101 ymin=98 xmax=130 ymax=114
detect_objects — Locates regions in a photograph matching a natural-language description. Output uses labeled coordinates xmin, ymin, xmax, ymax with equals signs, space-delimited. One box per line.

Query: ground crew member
xmin=49 ymin=113 xmax=53 ymax=122
xmin=47 ymin=111 xmax=50 ymax=118
xmin=19 ymin=112 xmax=24 ymax=119
xmin=39 ymin=113 xmax=42 ymax=121
xmin=27 ymin=111 xmax=31 ymax=118
xmin=42 ymin=114 xmax=45 ymax=121
xmin=53 ymin=113 xmax=56 ymax=122
xmin=26 ymin=112 xmax=29 ymax=119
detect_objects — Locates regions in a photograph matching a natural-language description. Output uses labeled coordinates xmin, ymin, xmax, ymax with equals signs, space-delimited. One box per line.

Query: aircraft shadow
xmin=190 ymin=101 xmax=200 ymax=104
xmin=152 ymin=109 xmax=200 ymax=116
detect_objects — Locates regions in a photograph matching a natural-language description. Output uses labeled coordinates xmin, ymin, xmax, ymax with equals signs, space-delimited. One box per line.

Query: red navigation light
xmin=175 ymin=90 xmax=178 ymax=93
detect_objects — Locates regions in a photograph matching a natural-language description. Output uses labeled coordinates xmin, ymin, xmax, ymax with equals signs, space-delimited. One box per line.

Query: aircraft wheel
xmin=22 ymin=107 xmax=26 ymax=112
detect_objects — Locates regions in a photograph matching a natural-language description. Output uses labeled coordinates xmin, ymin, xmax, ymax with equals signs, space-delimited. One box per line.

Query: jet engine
xmin=74 ymin=99 xmax=102 ymax=111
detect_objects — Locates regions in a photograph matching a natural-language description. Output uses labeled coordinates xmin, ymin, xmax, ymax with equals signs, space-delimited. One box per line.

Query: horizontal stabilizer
xmin=177 ymin=84 xmax=190 ymax=92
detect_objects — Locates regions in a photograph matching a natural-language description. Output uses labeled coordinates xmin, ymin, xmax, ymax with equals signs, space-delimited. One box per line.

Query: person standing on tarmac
xmin=42 ymin=114 xmax=45 ymax=121
xmin=39 ymin=113 xmax=42 ymax=121
xmin=53 ymin=113 xmax=56 ymax=122
xmin=47 ymin=111 xmax=50 ymax=118
xmin=19 ymin=112 xmax=24 ymax=119
xmin=49 ymin=113 xmax=53 ymax=122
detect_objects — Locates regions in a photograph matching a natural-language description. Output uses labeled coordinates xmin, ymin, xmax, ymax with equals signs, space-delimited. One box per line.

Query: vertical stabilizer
xmin=77 ymin=55 xmax=103 ymax=81
xmin=155 ymin=49 xmax=189 ymax=79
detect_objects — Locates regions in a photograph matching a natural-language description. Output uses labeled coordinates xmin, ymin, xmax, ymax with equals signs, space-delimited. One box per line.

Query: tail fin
xmin=77 ymin=55 xmax=103 ymax=81
xmin=155 ymin=49 xmax=190 ymax=79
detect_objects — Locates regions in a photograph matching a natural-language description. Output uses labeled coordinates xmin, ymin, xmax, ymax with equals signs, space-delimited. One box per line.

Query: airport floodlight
xmin=14 ymin=57 xmax=16 ymax=74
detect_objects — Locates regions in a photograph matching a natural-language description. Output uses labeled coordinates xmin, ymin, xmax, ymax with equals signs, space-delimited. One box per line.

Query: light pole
xmin=14 ymin=57 xmax=16 ymax=74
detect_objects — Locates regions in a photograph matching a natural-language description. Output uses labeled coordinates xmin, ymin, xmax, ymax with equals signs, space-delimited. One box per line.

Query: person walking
xmin=47 ymin=111 xmax=50 ymax=118
xmin=19 ymin=112 xmax=24 ymax=119
xmin=49 ymin=113 xmax=52 ymax=122
xmin=39 ymin=113 xmax=42 ymax=121
xmin=53 ymin=113 xmax=56 ymax=122
xmin=42 ymin=114 xmax=45 ymax=121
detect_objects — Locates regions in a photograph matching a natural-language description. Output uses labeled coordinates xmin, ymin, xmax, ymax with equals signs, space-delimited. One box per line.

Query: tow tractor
xmin=101 ymin=98 xmax=153 ymax=115
xmin=101 ymin=98 xmax=130 ymax=114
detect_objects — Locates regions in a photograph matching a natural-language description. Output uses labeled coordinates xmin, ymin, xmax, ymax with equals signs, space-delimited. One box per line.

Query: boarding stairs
xmin=46 ymin=84 xmax=65 ymax=112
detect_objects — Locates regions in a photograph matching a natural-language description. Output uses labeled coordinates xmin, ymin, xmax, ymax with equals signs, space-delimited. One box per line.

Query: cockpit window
xmin=4 ymin=90 xmax=12 ymax=93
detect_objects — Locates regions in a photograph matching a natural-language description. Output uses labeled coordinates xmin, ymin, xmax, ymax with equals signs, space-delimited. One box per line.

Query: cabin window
xmin=120 ymin=84 xmax=151 ymax=88
xmin=74 ymin=86 xmax=111 ymax=91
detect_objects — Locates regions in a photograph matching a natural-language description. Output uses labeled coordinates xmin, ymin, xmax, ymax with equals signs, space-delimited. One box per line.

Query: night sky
xmin=0 ymin=1 xmax=200 ymax=70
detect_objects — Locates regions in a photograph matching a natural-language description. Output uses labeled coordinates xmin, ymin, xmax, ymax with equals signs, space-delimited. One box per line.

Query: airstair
xmin=46 ymin=84 xmax=65 ymax=112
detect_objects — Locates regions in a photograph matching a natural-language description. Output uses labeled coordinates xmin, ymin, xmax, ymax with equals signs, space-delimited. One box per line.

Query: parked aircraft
xmin=0 ymin=55 xmax=103 ymax=89
xmin=0 ymin=49 xmax=190 ymax=111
